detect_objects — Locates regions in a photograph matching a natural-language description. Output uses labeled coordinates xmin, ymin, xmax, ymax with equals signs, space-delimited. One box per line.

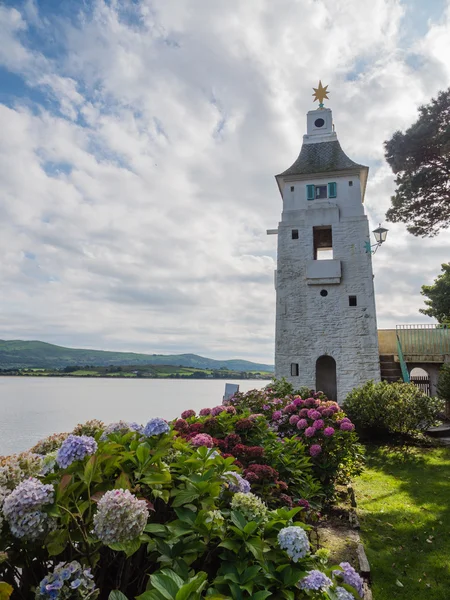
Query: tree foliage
xmin=420 ymin=263 xmax=450 ymax=323
xmin=384 ymin=88 xmax=450 ymax=236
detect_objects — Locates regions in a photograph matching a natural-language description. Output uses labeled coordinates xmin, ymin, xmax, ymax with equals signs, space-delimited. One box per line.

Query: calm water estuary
xmin=0 ymin=377 xmax=266 ymax=456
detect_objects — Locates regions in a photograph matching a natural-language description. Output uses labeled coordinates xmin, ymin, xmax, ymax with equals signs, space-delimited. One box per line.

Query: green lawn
xmin=353 ymin=445 xmax=450 ymax=600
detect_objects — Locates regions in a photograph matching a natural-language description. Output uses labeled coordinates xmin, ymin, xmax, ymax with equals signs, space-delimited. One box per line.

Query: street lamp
xmin=368 ymin=224 xmax=389 ymax=254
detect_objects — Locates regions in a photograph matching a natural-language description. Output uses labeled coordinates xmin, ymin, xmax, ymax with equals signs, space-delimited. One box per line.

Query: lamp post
xmin=370 ymin=224 xmax=388 ymax=254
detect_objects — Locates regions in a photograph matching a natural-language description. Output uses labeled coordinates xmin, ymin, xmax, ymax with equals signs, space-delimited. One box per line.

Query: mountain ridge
xmin=0 ymin=340 xmax=274 ymax=372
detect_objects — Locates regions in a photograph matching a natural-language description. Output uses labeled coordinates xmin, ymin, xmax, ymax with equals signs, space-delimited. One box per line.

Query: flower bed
xmin=0 ymin=389 xmax=364 ymax=600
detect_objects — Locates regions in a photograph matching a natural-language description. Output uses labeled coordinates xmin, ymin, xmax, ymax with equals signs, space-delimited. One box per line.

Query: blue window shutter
xmin=328 ymin=182 xmax=337 ymax=198
xmin=306 ymin=184 xmax=315 ymax=201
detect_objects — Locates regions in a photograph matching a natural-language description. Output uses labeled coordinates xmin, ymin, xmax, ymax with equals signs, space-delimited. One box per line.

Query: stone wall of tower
xmin=274 ymin=174 xmax=381 ymax=403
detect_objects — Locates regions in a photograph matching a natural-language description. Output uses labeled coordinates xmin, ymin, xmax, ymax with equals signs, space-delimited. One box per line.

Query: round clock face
xmin=314 ymin=118 xmax=325 ymax=128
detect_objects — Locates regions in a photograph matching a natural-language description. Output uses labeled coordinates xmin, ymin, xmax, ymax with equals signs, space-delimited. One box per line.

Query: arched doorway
xmin=316 ymin=355 xmax=337 ymax=400
xmin=410 ymin=367 xmax=430 ymax=395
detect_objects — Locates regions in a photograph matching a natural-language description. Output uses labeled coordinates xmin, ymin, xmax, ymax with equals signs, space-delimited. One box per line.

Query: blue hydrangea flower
xmin=143 ymin=418 xmax=170 ymax=437
xmin=333 ymin=562 xmax=364 ymax=598
xmin=2 ymin=477 xmax=54 ymax=540
xmin=36 ymin=561 xmax=97 ymax=600
xmin=335 ymin=587 xmax=357 ymax=600
xmin=56 ymin=435 xmax=97 ymax=469
xmin=224 ymin=472 xmax=251 ymax=494
xmin=277 ymin=526 xmax=310 ymax=561
xmin=299 ymin=570 xmax=332 ymax=590
xmin=100 ymin=421 xmax=143 ymax=440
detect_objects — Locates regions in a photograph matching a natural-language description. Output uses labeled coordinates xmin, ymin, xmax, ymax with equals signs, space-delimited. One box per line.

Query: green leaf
xmin=150 ymin=572 xmax=181 ymax=600
xmin=230 ymin=510 xmax=247 ymax=530
xmin=109 ymin=592 xmax=129 ymax=600
xmin=218 ymin=539 xmax=240 ymax=552
xmin=245 ymin=538 xmax=265 ymax=560
xmin=175 ymin=573 xmax=208 ymax=600
xmin=107 ymin=537 xmax=141 ymax=557
xmin=136 ymin=442 xmax=151 ymax=464
xmin=137 ymin=592 xmax=165 ymax=600
xmin=45 ymin=529 xmax=68 ymax=556
xmin=142 ymin=471 xmax=172 ymax=485
xmin=251 ymin=592 xmax=272 ymax=600
xmin=172 ymin=490 xmax=200 ymax=507
xmin=115 ymin=471 xmax=131 ymax=490
xmin=145 ymin=523 xmax=167 ymax=535
xmin=243 ymin=521 xmax=259 ymax=535
xmin=174 ymin=507 xmax=197 ymax=524
xmin=84 ymin=455 xmax=98 ymax=485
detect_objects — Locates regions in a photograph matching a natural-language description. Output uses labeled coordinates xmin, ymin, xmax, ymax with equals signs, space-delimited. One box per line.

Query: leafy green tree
xmin=420 ymin=263 xmax=450 ymax=323
xmin=384 ymin=88 xmax=450 ymax=236
xmin=437 ymin=363 xmax=450 ymax=419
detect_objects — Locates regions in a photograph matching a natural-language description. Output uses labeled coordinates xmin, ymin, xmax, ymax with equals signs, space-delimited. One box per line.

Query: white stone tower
xmin=268 ymin=83 xmax=380 ymax=403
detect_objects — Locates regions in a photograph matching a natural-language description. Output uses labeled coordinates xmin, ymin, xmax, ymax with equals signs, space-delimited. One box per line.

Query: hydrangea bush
xmin=0 ymin=394 xmax=364 ymax=600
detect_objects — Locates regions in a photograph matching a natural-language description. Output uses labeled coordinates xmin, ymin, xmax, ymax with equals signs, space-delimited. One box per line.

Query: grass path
xmin=353 ymin=446 xmax=450 ymax=600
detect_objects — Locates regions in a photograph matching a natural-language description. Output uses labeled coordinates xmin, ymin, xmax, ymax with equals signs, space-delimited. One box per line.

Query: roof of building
xmin=276 ymin=140 xmax=366 ymax=178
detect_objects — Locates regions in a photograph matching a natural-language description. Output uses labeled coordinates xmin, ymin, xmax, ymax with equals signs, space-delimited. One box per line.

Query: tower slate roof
xmin=276 ymin=140 xmax=366 ymax=178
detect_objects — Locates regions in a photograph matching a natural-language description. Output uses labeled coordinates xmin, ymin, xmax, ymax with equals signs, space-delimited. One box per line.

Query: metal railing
xmin=396 ymin=324 xmax=450 ymax=356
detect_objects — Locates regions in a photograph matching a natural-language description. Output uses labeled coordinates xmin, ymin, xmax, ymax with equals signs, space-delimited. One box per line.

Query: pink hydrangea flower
xmin=324 ymin=427 xmax=335 ymax=437
xmin=191 ymin=433 xmax=214 ymax=447
xmin=340 ymin=422 xmax=354 ymax=431
xmin=199 ymin=408 xmax=211 ymax=416
xmin=211 ymin=406 xmax=226 ymax=417
xmin=225 ymin=406 xmax=236 ymax=415
xmin=293 ymin=398 xmax=304 ymax=407
xmin=299 ymin=408 xmax=309 ymax=418
xmin=321 ymin=408 xmax=334 ymax=418
xmin=289 ymin=415 xmax=300 ymax=426
xmin=284 ymin=403 xmax=297 ymax=414
xmin=272 ymin=410 xmax=283 ymax=421
xmin=304 ymin=427 xmax=316 ymax=438
xmin=313 ymin=419 xmax=325 ymax=430
xmin=307 ymin=409 xmax=321 ymax=420
xmin=310 ymin=444 xmax=322 ymax=457
xmin=296 ymin=419 xmax=308 ymax=429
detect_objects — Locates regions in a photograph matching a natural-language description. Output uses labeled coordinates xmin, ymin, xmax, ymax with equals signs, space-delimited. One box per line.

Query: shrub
xmin=0 ymin=420 xmax=361 ymax=600
xmin=437 ymin=363 xmax=450 ymax=418
xmin=343 ymin=379 xmax=444 ymax=439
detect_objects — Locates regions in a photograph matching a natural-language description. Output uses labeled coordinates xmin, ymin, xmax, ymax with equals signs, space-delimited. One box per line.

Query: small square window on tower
xmin=315 ymin=185 xmax=327 ymax=199
xmin=290 ymin=363 xmax=299 ymax=377
xmin=290 ymin=185 xmax=295 ymax=192
xmin=313 ymin=226 xmax=333 ymax=260
xmin=349 ymin=296 xmax=357 ymax=307
xmin=348 ymin=181 xmax=353 ymax=187
xmin=292 ymin=229 xmax=299 ymax=240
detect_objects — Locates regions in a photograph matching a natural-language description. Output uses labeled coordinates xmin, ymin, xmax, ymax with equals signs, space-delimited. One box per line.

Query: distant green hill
xmin=0 ymin=340 xmax=274 ymax=372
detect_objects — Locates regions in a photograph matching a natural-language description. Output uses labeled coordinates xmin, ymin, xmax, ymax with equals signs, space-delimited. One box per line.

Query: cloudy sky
xmin=0 ymin=0 xmax=449 ymax=364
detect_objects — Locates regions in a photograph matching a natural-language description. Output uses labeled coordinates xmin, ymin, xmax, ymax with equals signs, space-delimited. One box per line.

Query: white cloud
xmin=0 ymin=0 xmax=450 ymax=362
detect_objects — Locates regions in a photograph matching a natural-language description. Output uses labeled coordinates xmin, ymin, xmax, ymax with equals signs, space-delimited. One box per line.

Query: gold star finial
xmin=312 ymin=81 xmax=330 ymax=107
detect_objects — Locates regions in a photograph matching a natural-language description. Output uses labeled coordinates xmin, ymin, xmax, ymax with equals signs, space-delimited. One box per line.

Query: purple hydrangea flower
xmin=277 ymin=526 xmax=310 ymax=561
xmin=93 ymin=489 xmax=149 ymax=543
xmin=313 ymin=419 xmax=325 ymax=430
xmin=292 ymin=398 xmax=304 ymax=406
xmin=309 ymin=444 xmax=322 ymax=457
xmin=335 ymin=587 xmax=356 ymax=600
xmin=181 ymin=410 xmax=196 ymax=419
xmin=224 ymin=472 xmax=251 ymax=494
xmin=3 ymin=477 xmax=54 ymax=540
xmin=272 ymin=410 xmax=283 ymax=421
xmin=262 ymin=404 xmax=270 ymax=410
xmin=307 ymin=409 xmax=321 ymax=420
xmin=56 ymin=435 xmax=97 ymax=469
xmin=300 ymin=570 xmax=332 ymax=590
xmin=101 ymin=421 xmax=143 ymax=440
xmin=299 ymin=408 xmax=309 ymax=417
xmin=340 ymin=421 xmax=355 ymax=431
xmin=199 ymin=408 xmax=211 ymax=416
xmin=211 ymin=406 xmax=226 ymax=416
xmin=144 ymin=418 xmax=170 ymax=437
xmin=324 ymin=426 xmax=335 ymax=437
xmin=191 ymin=433 xmax=214 ymax=448
xmin=289 ymin=415 xmax=300 ymax=425
xmin=304 ymin=427 xmax=316 ymax=438
xmin=296 ymin=419 xmax=308 ymax=430
xmin=334 ymin=562 xmax=364 ymax=598
xmin=284 ymin=403 xmax=297 ymax=414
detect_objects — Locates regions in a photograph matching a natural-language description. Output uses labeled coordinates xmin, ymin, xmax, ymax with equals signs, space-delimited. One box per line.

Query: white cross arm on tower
xmin=266 ymin=229 xmax=278 ymax=235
